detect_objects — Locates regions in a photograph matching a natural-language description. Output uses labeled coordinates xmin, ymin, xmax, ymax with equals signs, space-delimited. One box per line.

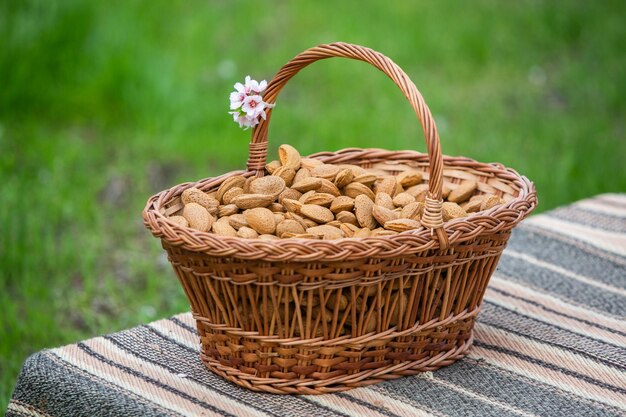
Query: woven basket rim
xmin=143 ymin=148 xmax=537 ymax=262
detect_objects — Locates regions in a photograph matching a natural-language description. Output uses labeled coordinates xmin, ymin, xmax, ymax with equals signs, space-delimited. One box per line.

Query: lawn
xmin=1 ymin=0 xmax=625 ymax=408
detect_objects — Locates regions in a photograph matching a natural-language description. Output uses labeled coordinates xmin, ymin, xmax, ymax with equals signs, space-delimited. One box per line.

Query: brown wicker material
xmin=143 ymin=42 xmax=537 ymax=394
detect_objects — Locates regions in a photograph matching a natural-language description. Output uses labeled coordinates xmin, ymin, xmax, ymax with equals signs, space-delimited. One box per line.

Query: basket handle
xmin=246 ymin=42 xmax=448 ymax=247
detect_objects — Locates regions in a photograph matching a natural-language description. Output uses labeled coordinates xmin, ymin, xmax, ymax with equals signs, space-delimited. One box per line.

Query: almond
xmin=397 ymin=169 xmax=423 ymax=187
xmin=375 ymin=192 xmax=395 ymax=210
xmin=273 ymin=212 xmax=286 ymax=224
xmin=232 ymin=193 xmax=274 ymax=209
xmin=300 ymin=157 xmax=324 ymax=170
xmin=340 ymin=223 xmax=359 ymax=237
xmin=352 ymin=173 xmax=377 ymax=186
xmin=480 ymin=195 xmax=505 ymax=211
xmin=169 ymin=215 xmax=189 ymax=228
xmin=448 ymin=180 xmax=478 ymax=203
xmin=401 ymin=202 xmax=422 ymax=220
xmin=291 ymin=177 xmax=322 ymax=192
xmin=336 ymin=210 xmax=358 ymax=226
xmin=278 ymin=144 xmax=301 ymax=170
xmin=212 ymin=219 xmax=237 ymax=236
xmin=267 ymin=202 xmax=284 ymax=212
xmin=405 ymin=184 xmax=429 ymax=201
xmin=354 ymin=195 xmax=377 ymax=229
xmin=334 ymin=168 xmax=354 ymax=188
xmin=276 ymin=219 xmax=305 ymax=237
xmin=293 ymin=167 xmax=311 ymax=184
xmin=338 ymin=164 xmax=367 ymax=177
xmin=265 ymin=160 xmax=282 ymax=174
xmin=384 ymin=218 xmax=422 ymax=232
xmin=462 ymin=196 xmax=486 ymax=213
xmin=306 ymin=225 xmax=345 ymax=240
xmin=284 ymin=212 xmax=309 ymax=229
xmin=392 ymin=192 xmax=415 ymax=207
xmin=282 ymin=198 xmax=303 ymax=213
xmin=278 ymin=188 xmax=302 ymax=204
xmin=317 ymin=178 xmax=341 ymax=197
xmin=354 ymin=227 xmax=372 ymax=238
xmin=237 ymin=226 xmax=259 ymax=239
xmin=181 ymin=188 xmax=219 ymax=213
xmin=299 ymin=190 xmax=316 ymax=203
xmin=303 ymin=192 xmax=335 ymax=207
xmin=244 ymin=207 xmax=276 ymax=235
xmin=218 ymin=204 xmax=238 ymax=217
xmin=311 ymin=164 xmax=340 ymax=180
xmin=289 ymin=233 xmax=318 ymax=239
xmin=375 ymin=177 xmax=397 ymax=196
xmin=330 ymin=196 xmax=355 ymax=213
xmin=216 ymin=175 xmax=246 ymax=202
xmin=242 ymin=176 xmax=254 ymax=193
xmin=228 ymin=213 xmax=248 ymax=230
xmin=442 ymin=202 xmax=468 ymax=221
xmin=250 ymin=176 xmax=286 ymax=197
xmin=272 ymin=166 xmax=296 ymax=186
xmin=222 ymin=187 xmax=243 ymax=205
xmin=372 ymin=205 xmax=400 ymax=225
xmin=183 ymin=202 xmax=214 ymax=232
xmin=344 ymin=182 xmax=376 ymax=201
xmin=301 ymin=204 xmax=334 ymax=224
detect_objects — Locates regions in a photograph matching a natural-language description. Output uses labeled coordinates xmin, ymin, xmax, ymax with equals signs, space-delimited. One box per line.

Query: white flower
xmin=241 ymin=95 xmax=266 ymax=117
xmin=228 ymin=111 xmax=258 ymax=130
xmin=228 ymin=76 xmax=273 ymax=129
xmin=229 ymin=91 xmax=246 ymax=110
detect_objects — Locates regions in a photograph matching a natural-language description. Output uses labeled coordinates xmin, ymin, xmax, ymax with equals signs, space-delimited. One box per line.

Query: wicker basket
xmin=143 ymin=42 xmax=537 ymax=394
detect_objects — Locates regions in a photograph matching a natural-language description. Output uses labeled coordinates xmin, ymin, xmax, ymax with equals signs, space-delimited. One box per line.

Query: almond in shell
xmin=232 ymin=193 xmax=274 ymax=209
xmin=442 ymin=202 xmax=468 ymax=221
xmin=448 ymin=180 xmax=478 ymax=203
xmin=372 ymin=205 xmax=400 ymax=225
xmin=330 ymin=196 xmax=355 ymax=213
xmin=344 ymin=182 xmax=376 ymax=201
xmin=278 ymin=144 xmax=301 ymax=170
xmin=293 ymin=167 xmax=311 ymax=184
xmin=276 ymin=219 xmax=305 ymax=237
xmin=169 ymin=215 xmax=189 ymax=228
xmin=236 ymin=226 xmax=258 ymax=239
xmin=354 ymin=194 xmax=377 ymax=229
xmin=375 ymin=177 xmax=397 ymax=196
xmin=375 ymin=192 xmax=395 ymax=210
xmin=244 ymin=207 xmax=276 ymax=235
xmin=300 ymin=204 xmax=334 ymax=224
xmin=216 ymin=175 xmax=246 ymax=202
xmin=384 ymin=218 xmax=422 ymax=232
xmin=250 ymin=176 xmax=286 ymax=197
xmin=181 ymin=188 xmax=219 ymax=213
xmin=183 ymin=202 xmax=214 ymax=232
xmin=278 ymin=188 xmax=302 ymax=204
xmin=291 ymin=177 xmax=322 ymax=193
xmin=272 ymin=166 xmax=296 ymax=187
xmin=392 ymin=192 xmax=415 ymax=207
xmin=222 ymin=187 xmax=243 ymax=205
xmin=480 ymin=195 xmax=505 ymax=211
xmin=212 ymin=218 xmax=237 ymax=236
xmin=397 ymin=170 xmax=423 ymax=187
xmin=306 ymin=225 xmax=345 ymax=240
xmin=303 ymin=192 xmax=335 ymax=207
xmin=334 ymin=168 xmax=354 ymax=188
xmin=336 ymin=210 xmax=358 ymax=226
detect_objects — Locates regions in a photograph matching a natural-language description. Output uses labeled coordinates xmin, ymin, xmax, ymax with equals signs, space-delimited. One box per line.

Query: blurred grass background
xmin=1 ymin=0 xmax=625 ymax=407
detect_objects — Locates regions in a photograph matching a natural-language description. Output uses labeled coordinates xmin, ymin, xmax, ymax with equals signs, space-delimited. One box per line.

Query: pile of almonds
xmin=168 ymin=144 xmax=505 ymax=240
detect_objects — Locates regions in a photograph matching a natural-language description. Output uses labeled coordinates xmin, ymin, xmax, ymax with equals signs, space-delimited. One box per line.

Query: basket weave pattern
xmin=143 ymin=43 xmax=536 ymax=394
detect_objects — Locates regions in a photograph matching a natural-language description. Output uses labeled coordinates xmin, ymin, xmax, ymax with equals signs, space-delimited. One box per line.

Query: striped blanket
xmin=7 ymin=194 xmax=626 ymax=417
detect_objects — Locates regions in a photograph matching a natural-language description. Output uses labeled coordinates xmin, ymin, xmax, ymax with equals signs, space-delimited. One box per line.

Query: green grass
xmin=1 ymin=0 xmax=625 ymax=409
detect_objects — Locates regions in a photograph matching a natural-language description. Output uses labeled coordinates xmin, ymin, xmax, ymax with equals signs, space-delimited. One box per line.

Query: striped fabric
xmin=7 ymin=194 xmax=626 ymax=417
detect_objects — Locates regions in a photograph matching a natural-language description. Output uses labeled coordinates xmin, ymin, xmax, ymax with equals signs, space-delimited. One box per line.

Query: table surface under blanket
xmin=7 ymin=193 xmax=626 ymax=417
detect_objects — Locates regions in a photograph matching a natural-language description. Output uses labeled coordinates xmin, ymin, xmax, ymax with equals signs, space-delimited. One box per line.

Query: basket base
xmin=198 ymin=335 xmax=474 ymax=395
